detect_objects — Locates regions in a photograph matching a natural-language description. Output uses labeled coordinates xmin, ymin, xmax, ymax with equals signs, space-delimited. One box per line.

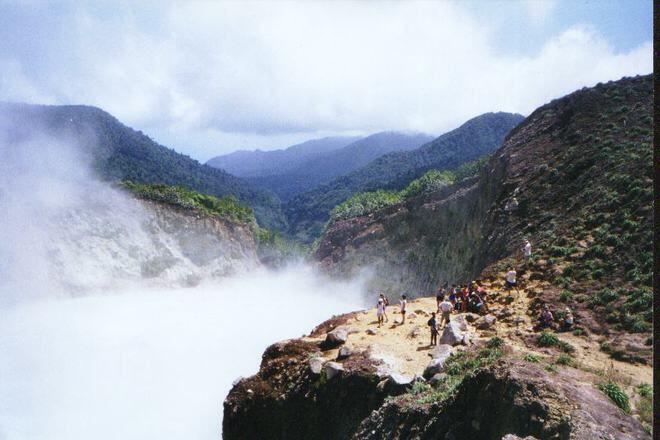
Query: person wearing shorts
xmin=439 ymin=297 xmax=453 ymax=328
xmin=376 ymin=298 xmax=385 ymax=327
xmin=400 ymin=295 xmax=407 ymax=324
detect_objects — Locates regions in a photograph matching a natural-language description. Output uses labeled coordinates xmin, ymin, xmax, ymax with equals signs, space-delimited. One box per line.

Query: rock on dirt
xmin=476 ymin=314 xmax=497 ymax=330
xmin=323 ymin=361 xmax=344 ymax=379
xmin=439 ymin=322 xmax=464 ymax=346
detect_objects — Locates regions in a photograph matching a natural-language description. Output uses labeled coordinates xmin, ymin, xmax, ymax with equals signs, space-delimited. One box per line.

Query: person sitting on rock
xmin=439 ymin=296 xmax=453 ymax=328
xmin=459 ymin=285 xmax=469 ymax=312
xmin=505 ymin=268 xmax=517 ymax=290
xmin=539 ymin=304 xmax=554 ymax=329
xmin=379 ymin=293 xmax=389 ymax=323
xmin=399 ymin=294 xmax=407 ymax=324
xmin=561 ymin=307 xmax=574 ymax=331
xmin=468 ymin=291 xmax=485 ymax=314
xmin=428 ymin=312 xmax=439 ymax=346
xmin=376 ymin=298 xmax=385 ymax=328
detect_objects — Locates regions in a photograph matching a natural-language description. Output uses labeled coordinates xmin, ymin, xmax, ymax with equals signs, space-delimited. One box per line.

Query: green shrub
xmin=523 ymin=353 xmax=540 ymax=363
xmin=409 ymin=381 xmax=431 ymax=395
xmin=486 ymin=337 xmax=505 ymax=349
xmin=572 ymin=328 xmax=585 ymax=336
xmin=555 ymin=354 xmax=575 ymax=366
xmin=637 ymin=383 xmax=652 ymax=398
xmin=544 ymin=363 xmax=558 ymax=373
xmin=597 ymin=382 xmax=630 ymax=413
xmin=401 ymin=169 xmax=455 ymax=198
xmin=538 ymin=332 xmax=559 ymax=347
xmin=330 ymin=189 xmax=402 ymax=221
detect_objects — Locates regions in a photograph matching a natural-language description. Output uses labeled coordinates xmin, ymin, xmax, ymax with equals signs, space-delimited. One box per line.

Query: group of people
xmin=373 ymin=239 xmax=577 ymax=345
xmin=435 ymin=281 xmax=488 ymax=315
xmin=538 ymin=304 xmax=574 ymax=331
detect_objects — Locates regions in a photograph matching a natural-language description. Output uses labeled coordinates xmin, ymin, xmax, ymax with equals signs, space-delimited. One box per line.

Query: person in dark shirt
xmin=428 ymin=312 xmax=438 ymax=346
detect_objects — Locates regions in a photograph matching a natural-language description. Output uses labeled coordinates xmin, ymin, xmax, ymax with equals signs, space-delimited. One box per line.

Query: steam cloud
xmin=0 ymin=122 xmax=368 ymax=438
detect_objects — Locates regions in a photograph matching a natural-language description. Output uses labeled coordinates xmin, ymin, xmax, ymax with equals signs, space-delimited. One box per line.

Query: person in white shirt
xmin=505 ymin=268 xmax=517 ymax=289
xmin=523 ymin=240 xmax=532 ymax=260
xmin=379 ymin=293 xmax=389 ymax=323
xmin=399 ymin=295 xmax=407 ymax=324
xmin=376 ymin=298 xmax=385 ymax=328
xmin=439 ymin=297 xmax=453 ymax=328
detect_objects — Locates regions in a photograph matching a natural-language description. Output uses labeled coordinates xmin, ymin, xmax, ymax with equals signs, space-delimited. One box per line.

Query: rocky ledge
xmin=223 ymin=296 xmax=650 ymax=440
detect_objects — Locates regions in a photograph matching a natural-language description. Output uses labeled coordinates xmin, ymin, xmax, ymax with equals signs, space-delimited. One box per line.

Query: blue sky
xmin=0 ymin=0 xmax=653 ymax=160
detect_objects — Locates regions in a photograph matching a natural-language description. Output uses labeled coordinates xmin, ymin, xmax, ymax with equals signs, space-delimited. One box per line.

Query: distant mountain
xmin=206 ymin=136 xmax=361 ymax=178
xmin=285 ymin=112 xmax=525 ymax=241
xmin=241 ymin=132 xmax=435 ymax=201
xmin=0 ymin=102 xmax=286 ymax=229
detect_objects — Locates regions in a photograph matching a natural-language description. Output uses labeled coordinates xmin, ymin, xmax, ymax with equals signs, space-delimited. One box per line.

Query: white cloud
xmin=0 ymin=1 xmax=652 ymax=159
xmin=524 ymin=0 xmax=558 ymax=25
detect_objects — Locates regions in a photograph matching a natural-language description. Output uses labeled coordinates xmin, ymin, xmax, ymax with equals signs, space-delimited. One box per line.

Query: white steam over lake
xmin=0 ymin=127 xmax=367 ymax=439
xmin=0 ymin=267 xmax=365 ymax=440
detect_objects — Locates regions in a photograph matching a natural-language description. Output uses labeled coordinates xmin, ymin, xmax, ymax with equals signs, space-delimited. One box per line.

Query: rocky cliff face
xmin=315 ymin=75 xmax=652 ymax=351
xmin=316 ymin=75 xmax=651 ymax=296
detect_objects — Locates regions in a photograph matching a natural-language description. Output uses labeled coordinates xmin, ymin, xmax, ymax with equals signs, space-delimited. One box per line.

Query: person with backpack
xmin=399 ymin=294 xmax=407 ymax=324
xmin=427 ymin=312 xmax=438 ymax=346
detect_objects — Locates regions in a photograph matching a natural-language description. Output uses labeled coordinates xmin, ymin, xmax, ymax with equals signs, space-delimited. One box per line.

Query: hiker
xmin=468 ymin=291 xmax=485 ymax=314
xmin=448 ymin=288 xmax=459 ymax=311
xmin=539 ymin=305 xmax=554 ymax=329
xmin=436 ymin=286 xmax=445 ymax=311
xmin=561 ymin=307 xmax=574 ymax=331
xmin=376 ymin=298 xmax=385 ymax=327
xmin=439 ymin=296 xmax=453 ymax=328
xmin=379 ymin=293 xmax=389 ymax=323
xmin=505 ymin=268 xmax=517 ymax=289
xmin=523 ymin=240 xmax=532 ymax=262
xmin=400 ymin=294 xmax=407 ymax=324
xmin=459 ymin=285 xmax=469 ymax=312
xmin=428 ymin=312 xmax=439 ymax=346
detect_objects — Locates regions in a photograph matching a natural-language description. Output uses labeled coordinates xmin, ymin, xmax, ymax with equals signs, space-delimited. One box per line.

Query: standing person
xmin=376 ymin=298 xmax=385 ymax=328
xmin=439 ymin=296 xmax=453 ymax=328
xmin=399 ymin=295 xmax=407 ymax=324
xmin=379 ymin=293 xmax=389 ymax=323
xmin=505 ymin=268 xmax=517 ymax=290
xmin=427 ymin=312 xmax=438 ymax=346
xmin=523 ymin=240 xmax=532 ymax=266
xmin=436 ymin=286 xmax=445 ymax=311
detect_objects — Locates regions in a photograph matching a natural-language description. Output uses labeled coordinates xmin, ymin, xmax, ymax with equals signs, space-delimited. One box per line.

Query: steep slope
xmin=286 ymin=113 xmax=524 ymax=241
xmin=244 ymin=132 xmax=435 ymax=201
xmin=316 ymin=75 xmax=652 ymax=359
xmin=0 ymin=102 xmax=286 ymax=229
xmin=206 ymin=136 xmax=361 ymax=178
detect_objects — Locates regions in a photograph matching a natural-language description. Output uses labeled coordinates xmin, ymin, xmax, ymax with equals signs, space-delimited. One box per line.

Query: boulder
xmin=430 ymin=344 xmax=454 ymax=361
xmin=323 ymin=361 xmax=344 ymax=379
xmin=439 ymin=321 xmax=464 ymax=346
xmin=323 ymin=327 xmax=349 ymax=348
xmin=501 ymin=435 xmax=539 ymax=440
xmin=308 ymin=357 xmax=325 ymax=375
xmin=453 ymin=314 xmax=468 ymax=331
xmin=337 ymin=346 xmax=352 ymax=360
xmin=389 ymin=373 xmax=413 ymax=386
xmin=428 ymin=372 xmax=447 ymax=387
xmin=424 ymin=344 xmax=454 ymax=379
xmin=476 ymin=314 xmax=497 ymax=330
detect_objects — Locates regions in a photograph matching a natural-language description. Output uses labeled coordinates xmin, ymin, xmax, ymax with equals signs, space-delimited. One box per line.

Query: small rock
xmin=462 ymin=333 xmax=471 ymax=345
xmin=476 ymin=314 xmax=497 ymax=330
xmin=308 ymin=357 xmax=325 ymax=375
xmin=428 ymin=373 xmax=447 ymax=387
xmin=366 ymin=328 xmax=377 ymax=335
xmin=439 ymin=321 xmax=464 ymax=346
xmin=324 ymin=361 xmax=344 ymax=380
xmin=388 ymin=373 xmax=414 ymax=386
xmin=407 ymin=312 xmax=417 ymax=319
xmin=246 ymin=389 xmax=254 ymax=395
xmin=464 ymin=313 xmax=479 ymax=323
xmin=337 ymin=346 xmax=352 ymax=360
xmin=430 ymin=344 xmax=454 ymax=360
xmin=407 ymin=325 xmax=422 ymax=339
